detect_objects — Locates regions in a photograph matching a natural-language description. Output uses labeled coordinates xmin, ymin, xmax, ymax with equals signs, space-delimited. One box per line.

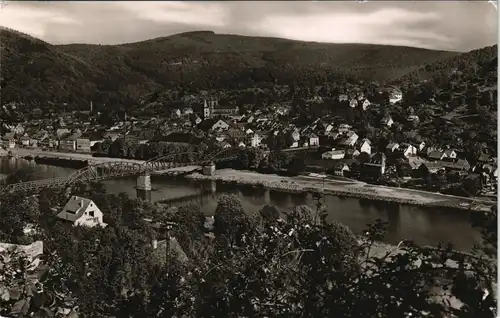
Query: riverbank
xmin=4 ymin=149 xmax=495 ymax=212
xmin=7 ymin=148 xmax=144 ymax=165
xmin=187 ymin=169 xmax=495 ymax=212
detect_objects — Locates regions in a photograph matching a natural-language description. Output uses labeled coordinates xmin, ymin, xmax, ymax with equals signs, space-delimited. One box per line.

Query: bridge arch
xmin=206 ymin=147 xmax=243 ymax=164
xmin=65 ymin=161 xmax=144 ymax=185
xmin=140 ymin=151 xmax=205 ymax=174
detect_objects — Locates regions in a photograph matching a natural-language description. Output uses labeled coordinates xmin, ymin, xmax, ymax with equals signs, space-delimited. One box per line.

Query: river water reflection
xmin=0 ymin=157 xmax=482 ymax=251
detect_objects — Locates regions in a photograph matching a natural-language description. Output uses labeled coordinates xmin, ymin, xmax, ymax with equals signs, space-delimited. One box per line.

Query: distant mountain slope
xmin=1 ymin=28 xmax=461 ymax=109
xmin=394 ymin=45 xmax=497 ymax=85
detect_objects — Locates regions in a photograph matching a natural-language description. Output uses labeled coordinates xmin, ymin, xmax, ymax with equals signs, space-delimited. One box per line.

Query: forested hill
xmin=1 ymin=28 xmax=460 ymax=110
xmin=394 ymin=44 xmax=497 ymax=85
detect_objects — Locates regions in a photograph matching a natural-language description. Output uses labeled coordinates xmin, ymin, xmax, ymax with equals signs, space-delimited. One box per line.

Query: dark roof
xmin=2 ymin=132 xmax=15 ymax=140
xmin=63 ymin=132 xmax=81 ymax=141
xmin=148 ymin=132 xmax=203 ymax=145
xmin=428 ymin=151 xmax=444 ymax=159
xmin=422 ymin=160 xmax=470 ymax=171
xmin=370 ymin=152 xmax=386 ymax=164
xmin=197 ymin=119 xmax=217 ymax=132
xmin=478 ymin=153 xmax=490 ymax=162
xmin=213 ymin=104 xmax=239 ymax=110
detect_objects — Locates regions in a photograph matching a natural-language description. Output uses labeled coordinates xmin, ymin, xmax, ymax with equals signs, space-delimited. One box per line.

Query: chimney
xmin=152 ymin=239 xmax=158 ymax=249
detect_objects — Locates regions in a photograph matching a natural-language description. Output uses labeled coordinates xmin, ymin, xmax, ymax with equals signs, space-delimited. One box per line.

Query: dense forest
xmin=1 ymin=27 xmax=461 ymax=111
xmin=0 ymin=182 xmax=497 ymax=317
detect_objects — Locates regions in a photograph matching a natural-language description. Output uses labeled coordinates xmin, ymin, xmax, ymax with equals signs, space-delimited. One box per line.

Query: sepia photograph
xmin=0 ymin=1 xmax=498 ymax=317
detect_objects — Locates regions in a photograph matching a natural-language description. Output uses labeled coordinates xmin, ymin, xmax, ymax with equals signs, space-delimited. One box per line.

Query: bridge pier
xmin=136 ymin=173 xmax=152 ymax=202
xmin=264 ymin=188 xmax=271 ymax=205
xmin=202 ymin=162 xmax=216 ymax=176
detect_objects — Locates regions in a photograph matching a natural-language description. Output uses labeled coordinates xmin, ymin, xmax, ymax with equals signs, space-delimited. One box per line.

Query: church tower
xmin=203 ymin=99 xmax=211 ymax=119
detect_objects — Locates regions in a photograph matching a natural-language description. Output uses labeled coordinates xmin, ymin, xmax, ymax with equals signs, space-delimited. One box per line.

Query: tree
xmin=287 ymin=155 xmax=305 ymax=175
xmin=213 ymin=195 xmax=253 ymax=247
xmin=0 ymin=250 xmax=78 ymax=318
xmin=0 ymin=183 xmax=496 ymax=317
xmin=259 ymin=205 xmax=280 ymax=224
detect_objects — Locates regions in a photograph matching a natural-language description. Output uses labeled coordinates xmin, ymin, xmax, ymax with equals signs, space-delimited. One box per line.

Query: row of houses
xmin=1 ymin=129 xmax=104 ymax=152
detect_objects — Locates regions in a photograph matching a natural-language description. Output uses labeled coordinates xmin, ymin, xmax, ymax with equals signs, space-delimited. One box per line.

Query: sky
xmin=0 ymin=1 xmax=498 ymax=52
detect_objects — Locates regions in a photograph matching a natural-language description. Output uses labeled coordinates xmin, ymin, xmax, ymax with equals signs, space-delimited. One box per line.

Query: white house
xmin=359 ymin=139 xmax=372 ymax=155
xmin=56 ymin=196 xmax=107 ymax=228
xmin=414 ymin=141 xmax=426 ymax=152
xmin=20 ymin=134 xmax=30 ymax=146
xmin=322 ymin=149 xmax=345 ymax=160
xmin=444 ymin=149 xmax=457 ymax=159
xmin=381 ymin=116 xmax=394 ymax=128
xmin=334 ymin=163 xmax=350 ymax=177
xmin=362 ymin=99 xmax=371 ymax=110
xmin=399 ymin=143 xmax=418 ymax=158
xmin=249 ymin=133 xmax=262 ymax=148
xmin=389 ymin=89 xmax=403 ymax=104
xmin=290 ymin=129 xmax=300 ymax=142
xmin=308 ymin=133 xmax=319 ymax=147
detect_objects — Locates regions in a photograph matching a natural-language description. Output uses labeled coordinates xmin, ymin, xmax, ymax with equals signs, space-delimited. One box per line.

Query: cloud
xmin=0 ymin=1 xmax=496 ymax=51
xmin=252 ymin=8 xmax=453 ymax=49
xmin=0 ymin=2 xmax=81 ymax=39
xmin=117 ymin=2 xmax=229 ymax=27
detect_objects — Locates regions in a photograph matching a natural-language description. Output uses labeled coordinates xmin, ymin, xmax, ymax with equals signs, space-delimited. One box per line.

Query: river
xmin=0 ymin=157 xmax=483 ymax=251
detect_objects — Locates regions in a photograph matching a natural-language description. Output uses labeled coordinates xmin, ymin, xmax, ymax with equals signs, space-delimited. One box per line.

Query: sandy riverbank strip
xmin=186 ymin=169 xmax=495 ymax=212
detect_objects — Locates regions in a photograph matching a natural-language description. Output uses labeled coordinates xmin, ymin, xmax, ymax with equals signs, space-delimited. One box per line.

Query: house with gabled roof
xmin=408 ymin=156 xmax=427 ymax=170
xmin=443 ymin=149 xmax=457 ymax=159
xmin=398 ymin=143 xmax=417 ymax=158
xmin=59 ymin=132 xmax=81 ymax=151
xmin=386 ymin=142 xmax=399 ymax=153
xmin=322 ymin=149 xmax=345 ymax=160
xmin=381 ymin=116 xmax=394 ymax=128
xmin=361 ymin=99 xmax=371 ymax=110
xmin=428 ymin=150 xmax=447 ymax=161
xmin=2 ymin=132 xmax=16 ymax=149
xmin=338 ymin=131 xmax=358 ymax=147
xmin=19 ymin=133 xmax=31 ymax=147
xmin=57 ymin=196 xmax=107 ymax=228
xmin=359 ymin=138 xmax=372 ymax=155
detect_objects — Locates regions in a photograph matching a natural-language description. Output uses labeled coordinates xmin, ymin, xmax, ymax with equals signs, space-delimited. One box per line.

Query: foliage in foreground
xmin=0 ymin=183 xmax=497 ymax=317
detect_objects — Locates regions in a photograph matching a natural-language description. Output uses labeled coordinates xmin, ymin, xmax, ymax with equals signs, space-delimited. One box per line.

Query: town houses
xmin=0 ymin=85 xmax=496 ymax=198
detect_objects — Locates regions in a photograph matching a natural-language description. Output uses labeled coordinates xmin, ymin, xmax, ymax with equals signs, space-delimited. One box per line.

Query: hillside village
xmin=1 ymin=80 xmax=497 ymax=199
